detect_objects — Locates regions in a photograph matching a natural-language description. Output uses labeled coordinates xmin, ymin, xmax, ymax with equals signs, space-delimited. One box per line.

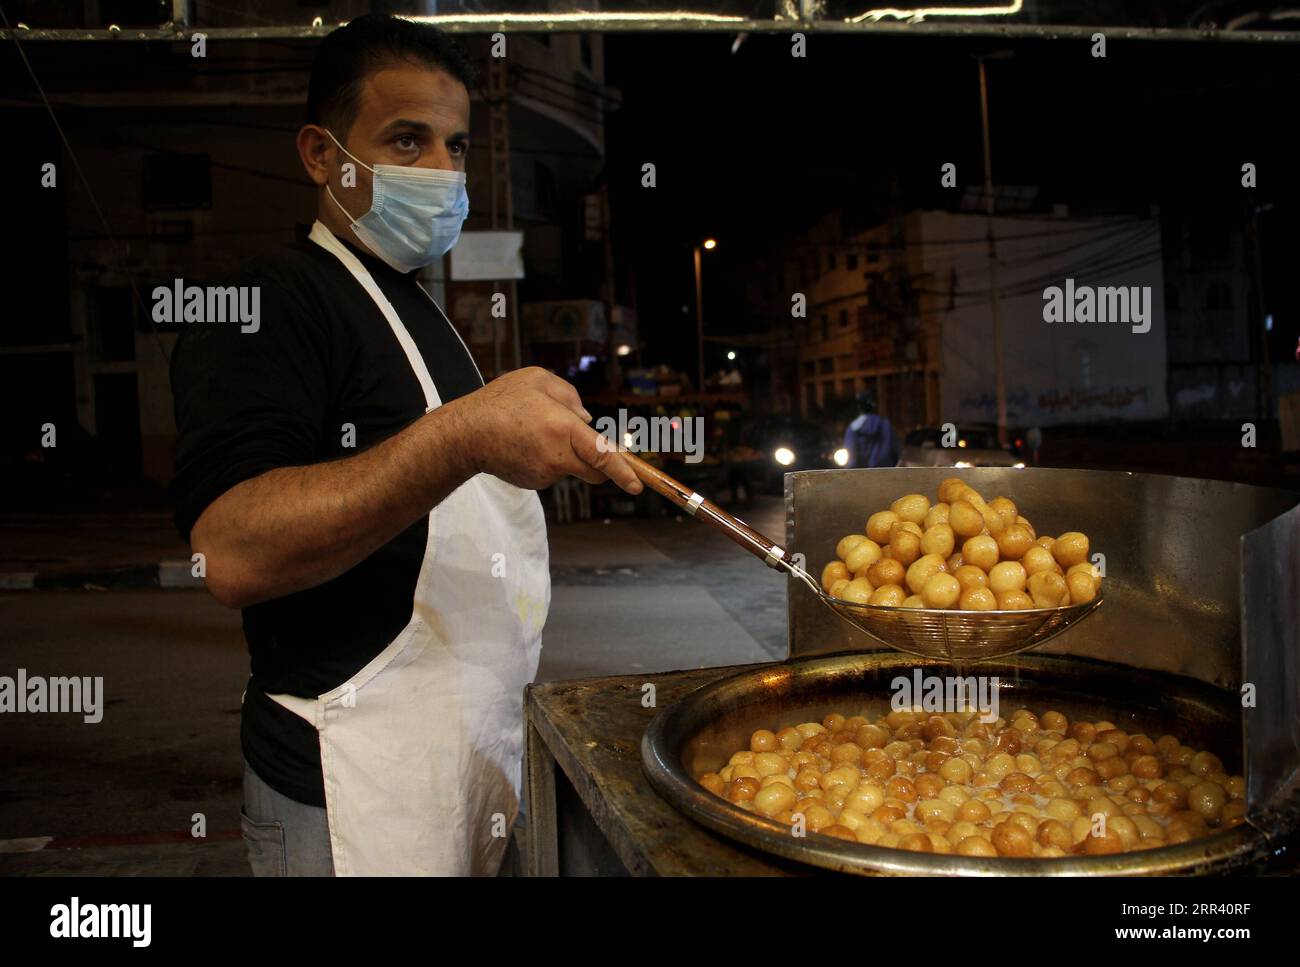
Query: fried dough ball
xmin=953 ymin=564 xmax=989 ymax=593
xmin=822 ymin=560 xmax=849 ymax=592
xmin=1066 ymin=570 xmax=1097 ymax=605
xmin=869 ymin=584 xmax=907 ymax=607
xmin=1027 ymin=570 xmax=1069 ymax=609
xmin=920 ymin=523 xmax=956 ymax=559
xmin=889 ymin=526 xmax=922 ymax=567
xmin=867 ymin=558 xmax=906 ymax=588
xmin=844 ymin=538 xmax=883 ymax=575
xmin=1067 ymin=562 xmax=1101 ymax=587
xmin=921 ymin=572 xmax=962 ymax=609
xmin=962 ymin=535 xmax=1000 ymax=571
xmin=1020 ymin=545 xmax=1058 ymax=578
xmin=946 ymin=552 xmax=964 ymax=572
xmin=836 ymin=533 xmax=868 ymax=561
xmin=996 ymin=524 xmax=1035 ymax=561
xmin=988 ymin=560 xmax=1028 ymax=594
xmin=959 ymin=587 xmax=998 ymax=611
xmin=996 ymin=590 xmax=1035 ymax=610
xmin=891 ymin=493 xmax=931 ymax=525
xmin=829 ymin=578 xmax=851 ymax=598
xmin=902 ymin=595 xmax=926 ymax=609
xmin=988 ymin=496 xmax=1018 ymax=527
xmin=906 ymin=553 xmax=949 ymax=595
xmin=1052 ymin=532 xmax=1090 ymax=568
xmin=866 ymin=511 xmax=901 ymax=544
xmin=840 ymin=577 xmax=874 ymax=604
xmin=923 ymin=503 xmax=951 ymax=529
xmin=948 ymin=499 xmax=985 ymax=540
xmin=938 ymin=477 xmax=969 ymax=504
xmin=1014 ymin=516 xmax=1037 ymax=538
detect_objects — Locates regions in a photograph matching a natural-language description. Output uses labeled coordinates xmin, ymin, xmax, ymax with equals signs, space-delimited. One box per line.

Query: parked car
xmin=897 ymin=424 xmax=1027 ymax=468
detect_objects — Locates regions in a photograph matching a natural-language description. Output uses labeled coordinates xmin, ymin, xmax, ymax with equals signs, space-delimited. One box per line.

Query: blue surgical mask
xmin=324 ymin=129 xmax=469 ymax=273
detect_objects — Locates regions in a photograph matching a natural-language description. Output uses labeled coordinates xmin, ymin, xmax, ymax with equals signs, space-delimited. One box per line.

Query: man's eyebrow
xmin=378 ymin=118 xmax=434 ymax=136
xmin=449 ymin=131 xmax=470 ymax=142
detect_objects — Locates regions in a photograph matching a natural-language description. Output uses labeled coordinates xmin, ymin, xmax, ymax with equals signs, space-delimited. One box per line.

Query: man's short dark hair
xmin=307 ymin=14 xmax=477 ymax=138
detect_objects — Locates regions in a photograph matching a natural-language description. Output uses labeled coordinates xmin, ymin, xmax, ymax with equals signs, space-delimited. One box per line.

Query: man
xmin=844 ymin=391 xmax=900 ymax=468
xmin=169 ymin=14 xmax=640 ymax=876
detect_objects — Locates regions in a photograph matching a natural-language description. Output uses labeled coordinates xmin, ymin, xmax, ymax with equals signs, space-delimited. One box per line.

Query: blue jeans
xmin=240 ymin=761 xmax=335 ymax=877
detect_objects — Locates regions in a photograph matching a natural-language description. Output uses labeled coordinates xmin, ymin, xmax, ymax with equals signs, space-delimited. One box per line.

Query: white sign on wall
xmin=450 ymin=230 xmax=525 ymax=281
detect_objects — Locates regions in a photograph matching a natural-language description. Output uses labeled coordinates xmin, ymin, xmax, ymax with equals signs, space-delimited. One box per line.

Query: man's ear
xmin=297 ymin=124 xmax=332 ymax=187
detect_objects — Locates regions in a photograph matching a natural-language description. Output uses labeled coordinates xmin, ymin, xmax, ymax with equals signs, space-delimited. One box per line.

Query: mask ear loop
xmin=322 ymin=129 xmax=376 ymax=229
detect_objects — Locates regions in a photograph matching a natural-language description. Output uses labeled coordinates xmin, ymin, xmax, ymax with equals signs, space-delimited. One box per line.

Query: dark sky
xmin=602 ymin=32 xmax=1299 ymax=375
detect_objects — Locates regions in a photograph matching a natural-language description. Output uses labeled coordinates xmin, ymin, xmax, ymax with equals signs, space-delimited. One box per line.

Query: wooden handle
xmin=622 ymin=451 xmax=788 ymax=570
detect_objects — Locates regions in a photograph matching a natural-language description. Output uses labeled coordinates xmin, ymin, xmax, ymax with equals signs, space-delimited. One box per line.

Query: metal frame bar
xmin=2 ymin=23 xmax=1299 ymax=42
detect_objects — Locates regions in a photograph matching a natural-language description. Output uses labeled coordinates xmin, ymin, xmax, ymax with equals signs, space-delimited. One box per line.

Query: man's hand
xmin=448 ymin=367 xmax=642 ymax=494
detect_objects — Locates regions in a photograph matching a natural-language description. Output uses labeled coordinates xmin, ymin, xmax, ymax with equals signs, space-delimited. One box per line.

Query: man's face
xmin=313 ymin=61 xmax=470 ymax=229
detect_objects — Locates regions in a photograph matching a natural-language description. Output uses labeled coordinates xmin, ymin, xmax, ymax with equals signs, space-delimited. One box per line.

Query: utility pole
xmin=976 ymin=52 xmax=1012 ymax=447
xmin=487 ymin=56 xmax=521 ymax=373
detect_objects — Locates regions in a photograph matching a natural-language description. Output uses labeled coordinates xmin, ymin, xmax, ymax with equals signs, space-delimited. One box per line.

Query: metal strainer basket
xmin=623 ymin=452 xmax=1101 ymax=663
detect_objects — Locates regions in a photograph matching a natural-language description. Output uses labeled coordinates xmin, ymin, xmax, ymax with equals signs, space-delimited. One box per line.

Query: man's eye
xmin=394 ymin=134 xmax=417 ymax=150
xmin=450 ymin=141 xmax=468 ymax=157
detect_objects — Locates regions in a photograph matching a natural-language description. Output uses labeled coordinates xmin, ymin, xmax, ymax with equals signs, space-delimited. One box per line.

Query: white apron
xmin=266 ymin=220 xmax=550 ymax=875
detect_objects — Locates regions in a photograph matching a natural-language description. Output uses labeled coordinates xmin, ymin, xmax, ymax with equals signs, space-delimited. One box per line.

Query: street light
xmin=693 ymin=237 xmax=717 ymax=392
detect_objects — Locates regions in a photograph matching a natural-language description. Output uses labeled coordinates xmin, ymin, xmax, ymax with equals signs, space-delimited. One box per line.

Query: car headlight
xmin=833 ymin=447 xmax=849 ymax=467
xmin=954 ymin=460 xmax=973 ymax=468
xmin=1013 ymin=461 xmax=1026 ymax=469
xmin=774 ymin=447 xmax=795 ymax=466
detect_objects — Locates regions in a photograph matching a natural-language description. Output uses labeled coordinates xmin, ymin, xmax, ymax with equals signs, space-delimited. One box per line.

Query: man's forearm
xmin=191 ymin=398 xmax=479 ymax=608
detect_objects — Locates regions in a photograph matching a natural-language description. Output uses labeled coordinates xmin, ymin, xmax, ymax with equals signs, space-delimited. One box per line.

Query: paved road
xmin=0 ymin=497 xmax=788 ymax=875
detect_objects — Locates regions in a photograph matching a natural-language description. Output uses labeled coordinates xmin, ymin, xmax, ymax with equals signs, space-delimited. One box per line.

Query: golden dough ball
xmin=698 ymin=772 xmax=725 ymax=796
xmin=750 ymin=729 xmax=779 ymax=753
xmin=1065 ymin=570 xmax=1097 ymax=605
xmin=946 ymin=552 xmax=964 ymax=572
xmin=836 ymin=533 xmax=868 ymax=561
xmin=962 ymin=535 xmax=1000 ymax=571
xmin=923 ymin=502 xmax=950 ymax=529
xmin=844 ymin=538 xmax=883 ymax=574
xmin=1015 ymin=516 xmax=1037 ymax=539
xmin=1052 ymin=532 xmax=1090 ymax=568
xmin=902 ymin=594 xmax=926 ymax=609
xmin=956 ymin=835 xmax=998 ymax=857
xmin=891 ymin=493 xmax=931 ymax=525
xmin=868 ymin=558 xmax=906 ymax=588
xmin=1020 ymin=544 xmax=1057 ymax=578
xmin=989 ymin=496 xmax=1018 ymax=526
xmin=1027 ymin=570 xmax=1068 ymax=609
xmin=953 ymin=564 xmax=989 ymax=593
xmin=1036 ymin=819 xmax=1072 ymax=851
xmin=1187 ymin=781 xmax=1227 ymax=822
xmin=956 ymin=486 xmax=987 ymax=509
xmin=996 ymin=524 xmax=1035 ymax=561
xmin=840 ymin=577 xmax=874 ymax=604
xmin=869 ymin=584 xmax=907 ymax=607
xmin=959 ymin=587 xmax=998 ymax=611
xmin=897 ymin=520 xmax=924 ymax=538
xmin=920 ymin=522 xmax=956 ymax=559
xmin=821 ymin=560 xmax=849 ymax=591
xmin=1035 ymin=535 xmax=1055 ymax=550
xmin=753 ymin=783 xmax=796 ymax=817
xmin=979 ymin=505 xmax=1007 ymax=537
xmin=948 ymin=499 xmax=985 ymax=540
xmin=888 ymin=526 xmax=922 ymax=567
xmin=937 ymin=477 xmax=968 ymax=504
xmin=906 ymin=553 xmax=949 ymax=595
xmin=996 ymin=590 xmax=1034 ymax=611
xmin=991 ymin=821 xmax=1034 ymax=857
xmin=988 ymin=560 xmax=1028 ymax=594
xmin=866 ymin=510 xmax=901 ymax=544
xmin=828 ymin=578 xmax=851 ymax=598
xmin=1067 ymin=562 xmax=1101 ymax=589
xmin=921 ymin=572 xmax=962 ymax=609
xmin=726 ymin=776 xmax=760 ymax=803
